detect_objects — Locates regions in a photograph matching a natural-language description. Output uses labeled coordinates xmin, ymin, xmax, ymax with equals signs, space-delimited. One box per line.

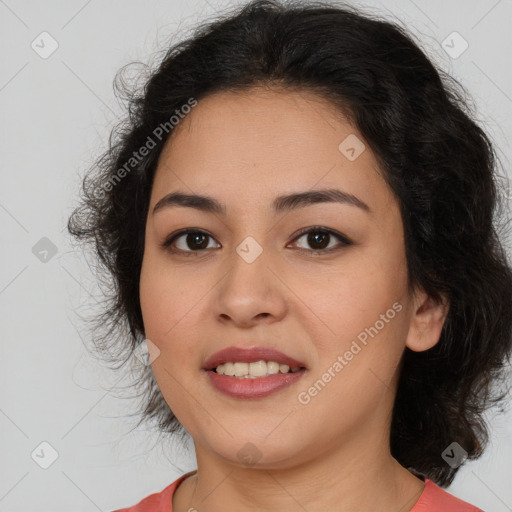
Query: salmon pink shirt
xmin=112 ymin=470 xmax=483 ymax=511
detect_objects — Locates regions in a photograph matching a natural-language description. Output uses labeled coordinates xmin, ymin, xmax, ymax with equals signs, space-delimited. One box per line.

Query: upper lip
xmin=203 ymin=346 xmax=307 ymax=370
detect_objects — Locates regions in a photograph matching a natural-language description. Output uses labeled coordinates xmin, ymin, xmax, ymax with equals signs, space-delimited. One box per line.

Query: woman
xmin=67 ymin=1 xmax=512 ymax=510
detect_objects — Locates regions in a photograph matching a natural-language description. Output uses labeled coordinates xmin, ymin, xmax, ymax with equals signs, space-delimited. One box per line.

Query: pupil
xmin=309 ymin=231 xmax=328 ymax=250
xmin=189 ymin=233 xmax=208 ymax=250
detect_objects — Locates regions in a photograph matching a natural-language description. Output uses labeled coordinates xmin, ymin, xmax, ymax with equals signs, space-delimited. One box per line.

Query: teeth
xmin=214 ymin=360 xmax=302 ymax=378
xmin=234 ymin=362 xmax=249 ymax=377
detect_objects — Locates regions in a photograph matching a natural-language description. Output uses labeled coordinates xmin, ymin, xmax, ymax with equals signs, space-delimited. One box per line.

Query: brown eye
xmin=290 ymin=227 xmax=352 ymax=254
xmin=161 ymin=226 xmax=352 ymax=257
xmin=162 ymin=229 xmax=220 ymax=255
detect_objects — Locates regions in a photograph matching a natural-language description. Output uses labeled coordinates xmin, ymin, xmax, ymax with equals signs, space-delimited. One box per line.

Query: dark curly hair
xmin=67 ymin=0 xmax=512 ymax=486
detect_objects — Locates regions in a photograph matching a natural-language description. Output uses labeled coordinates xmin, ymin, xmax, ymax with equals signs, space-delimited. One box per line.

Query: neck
xmin=173 ymin=431 xmax=424 ymax=512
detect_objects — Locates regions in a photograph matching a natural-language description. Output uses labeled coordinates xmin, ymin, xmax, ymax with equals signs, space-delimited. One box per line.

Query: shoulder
xmin=411 ymin=478 xmax=484 ymax=512
xmin=111 ymin=470 xmax=197 ymax=512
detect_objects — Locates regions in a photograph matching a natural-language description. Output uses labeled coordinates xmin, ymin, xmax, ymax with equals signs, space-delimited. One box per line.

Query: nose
xmin=212 ymin=241 xmax=288 ymax=328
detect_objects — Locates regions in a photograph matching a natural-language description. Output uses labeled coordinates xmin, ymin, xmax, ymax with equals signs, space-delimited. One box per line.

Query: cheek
xmin=300 ymin=249 xmax=408 ymax=346
xmin=139 ymin=252 xmax=168 ymax=339
xmin=297 ymin=247 xmax=410 ymax=411
xmin=139 ymin=247 xmax=216 ymax=381
xmin=139 ymin=250 xmax=193 ymax=348
xmin=139 ymin=254 xmax=201 ymax=415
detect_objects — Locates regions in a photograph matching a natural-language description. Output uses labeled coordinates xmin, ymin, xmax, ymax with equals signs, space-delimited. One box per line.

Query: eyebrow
xmin=152 ymin=188 xmax=370 ymax=216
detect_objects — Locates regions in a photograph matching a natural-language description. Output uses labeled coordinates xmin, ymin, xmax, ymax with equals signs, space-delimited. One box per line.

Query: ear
xmin=405 ymin=288 xmax=449 ymax=352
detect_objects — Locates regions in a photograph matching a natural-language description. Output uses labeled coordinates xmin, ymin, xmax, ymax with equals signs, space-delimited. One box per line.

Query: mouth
xmin=202 ymin=346 xmax=307 ymax=398
xmin=203 ymin=346 xmax=307 ymax=376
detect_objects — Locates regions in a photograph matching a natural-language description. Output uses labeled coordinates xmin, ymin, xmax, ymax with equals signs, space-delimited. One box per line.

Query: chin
xmin=199 ymin=432 xmax=308 ymax=470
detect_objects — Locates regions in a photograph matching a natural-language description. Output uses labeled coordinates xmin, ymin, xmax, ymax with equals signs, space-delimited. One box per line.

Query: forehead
xmin=151 ymin=87 xmax=396 ymax=217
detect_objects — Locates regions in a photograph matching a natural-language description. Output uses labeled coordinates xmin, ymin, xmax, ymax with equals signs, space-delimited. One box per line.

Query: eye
xmin=161 ymin=229 xmax=220 ymax=256
xmin=288 ymin=226 xmax=352 ymax=255
xmin=161 ymin=226 xmax=352 ymax=256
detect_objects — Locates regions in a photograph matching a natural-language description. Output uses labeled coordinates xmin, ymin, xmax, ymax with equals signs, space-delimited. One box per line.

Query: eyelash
xmin=160 ymin=226 xmax=353 ymax=257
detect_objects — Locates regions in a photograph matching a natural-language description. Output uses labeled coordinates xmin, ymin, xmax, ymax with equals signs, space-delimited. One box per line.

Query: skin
xmin=139 ymin=86 xmax=448 ymax=512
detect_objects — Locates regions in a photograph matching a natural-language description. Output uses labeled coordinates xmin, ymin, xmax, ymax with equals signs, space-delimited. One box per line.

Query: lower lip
xmin=205 ymin=369 xmax=306 ymax=398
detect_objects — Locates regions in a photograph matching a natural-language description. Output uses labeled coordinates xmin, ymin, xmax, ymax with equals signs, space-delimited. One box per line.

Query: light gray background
xmin=1 ymin=0 xmax=511 ymax=510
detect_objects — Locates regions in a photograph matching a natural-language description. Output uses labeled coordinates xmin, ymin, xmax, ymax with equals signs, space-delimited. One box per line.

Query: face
xmin=139 ymin=87 xmax=440 ymax=469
